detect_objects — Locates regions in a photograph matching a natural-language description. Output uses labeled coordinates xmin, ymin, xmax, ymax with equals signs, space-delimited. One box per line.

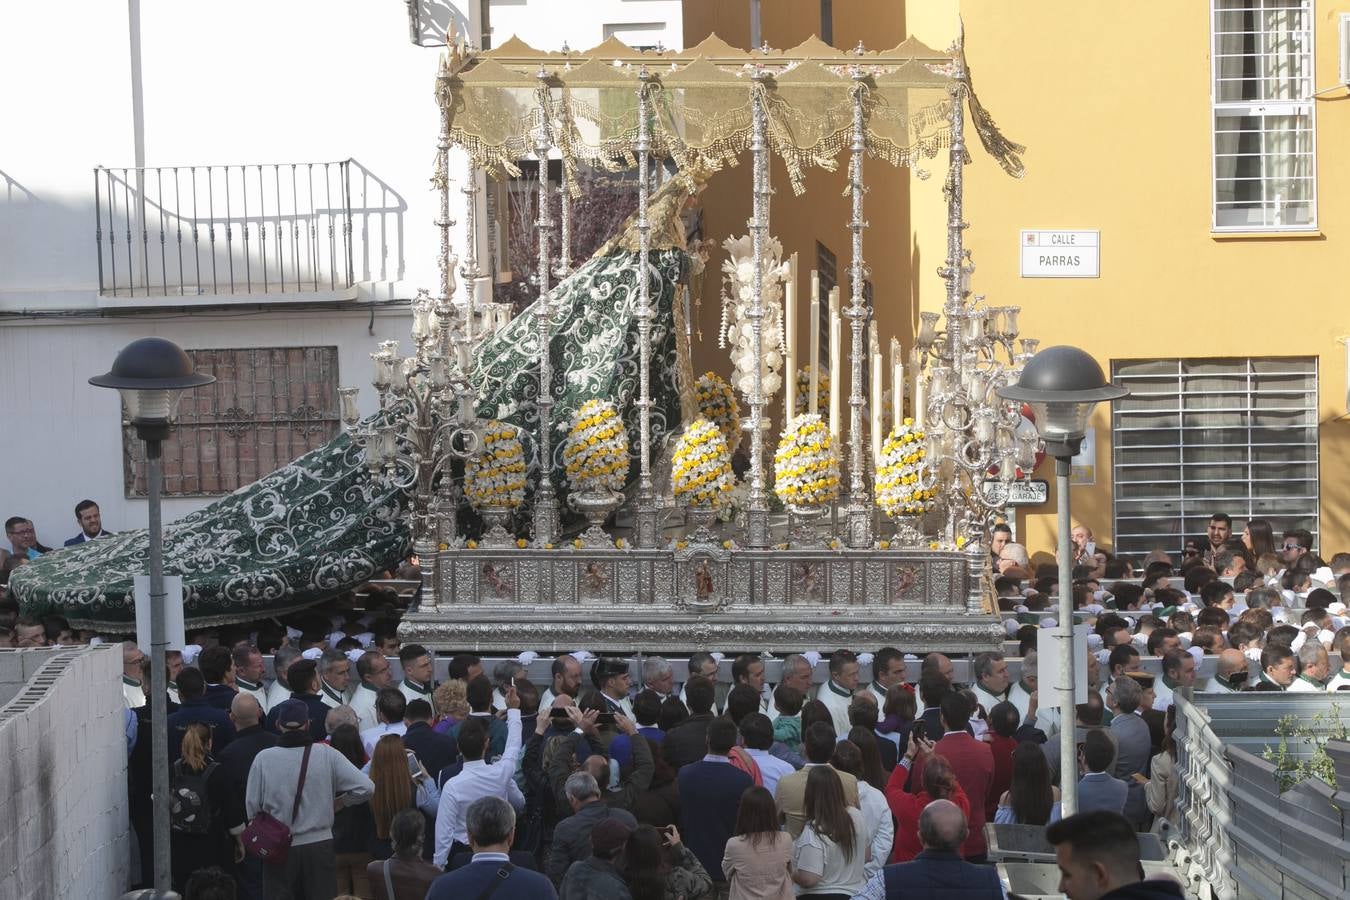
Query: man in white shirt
xmin=1009 ymin=650 xmax=1038 ymax=726
xmin=740 ymin=713 xmax=794 ymax=796
xmin=731 ymin=653 xmax=772 ymax=711
xmin=1288 ymin=641 xmax=1330 ymax=692
xmin=865 ymin=647 xmax=909 ymax=709
xmin=350 ymin=649 xmax=395 ymax=731
xmin=122 ymin=641 xmax=146 ymax=709
xmin=1327 ymin=629 xmax=1350 ymax=692
xmin=1202 ymin=649 xmax=1249 ymax=694
xmin=540 ymin=654 xmax=583 ymax=711
xmin=232 ymin=644 xmax=269 ymax=712
xmin=679 ymin=652 xmax=721 ymax=713
xmin=360 ymin=687 xmax=409 ymax=757
xmin=914 ymin=652 xmax=956 ymax=716
xmin=1153 ymin=649 xmax=1196 ymax=709
xmin=318 ymin=650 xmax=352 ymax=709
xmin=769 ymin=653 xmax=814 ymax=722
xmin=970 ymin=651 xmax=1010 ymax=716
xmin=398 ymin=644 xmax=436 ymax=706
xmin=265 ymin=646 xmax=301 ymax=712
xmin=434 ymin=686 xmax=524 ymax=868
xmin=816 ymin=649 xmax=860 ymax=736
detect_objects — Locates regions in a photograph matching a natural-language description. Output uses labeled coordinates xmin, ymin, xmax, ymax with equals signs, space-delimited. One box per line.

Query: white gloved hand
xmin=569 ymin=650 xmax=594 ymax=664
xmin=345 ymin=648 xmax=365 ymax=663
xmin=857 ymin=652 xmax=875 ymax=667
xmin=182 ymin=644 xmax=203 ymax=666
xmin=516 ymin=651 xmax=538 ymax=666
xmin=301 ymin=647 xmax=323 ymax=661
xmin=710 ymin=652 xmax=725 ymax=663
xmin=801 ymin=651 xmax=822 ymax=669
xmin=354 ymin=632 xmax=374 ymax=648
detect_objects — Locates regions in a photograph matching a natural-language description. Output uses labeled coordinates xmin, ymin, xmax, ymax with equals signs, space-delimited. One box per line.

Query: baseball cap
xmin=274 ymin=698 xmax=310 ymax=730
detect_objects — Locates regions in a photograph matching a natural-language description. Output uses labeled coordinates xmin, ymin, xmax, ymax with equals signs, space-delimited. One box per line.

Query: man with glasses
xmin=5 ymin=517 xmax=51 ymax=560
xmin=1280 ymin=528 xmax=1314 ymax=569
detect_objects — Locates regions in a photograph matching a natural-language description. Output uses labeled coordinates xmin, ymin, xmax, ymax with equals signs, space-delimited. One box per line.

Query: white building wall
xmin=0 ymin=646 xmax=129 ymax=900
xmin=488 ymin=0 xmax=684 ymax=51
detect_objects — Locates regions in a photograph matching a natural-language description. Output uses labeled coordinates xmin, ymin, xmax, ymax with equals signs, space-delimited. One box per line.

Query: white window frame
xmin=1110 ymin=356 xmax=1319 ymax=559
xmin=1210 ymin=0 xmax=1318 ymax=232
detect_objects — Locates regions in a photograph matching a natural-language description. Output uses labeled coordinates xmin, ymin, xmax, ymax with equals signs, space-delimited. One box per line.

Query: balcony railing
xmin=94 ymin=161 xmax=354 ymax=298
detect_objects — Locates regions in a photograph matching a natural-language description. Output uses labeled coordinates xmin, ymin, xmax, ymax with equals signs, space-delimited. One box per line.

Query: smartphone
xmin=911 ymin=721 xmax=926 ymax=744
xmin=405 ymin=751 xmax=421 ymax=778
xmin=549 ymin=707 xmax=572 ymax=720
xmin=1085 ymin=540 xmax=1096 ymax=558
xmin=596 ymin=712 xmax=617 ymax=725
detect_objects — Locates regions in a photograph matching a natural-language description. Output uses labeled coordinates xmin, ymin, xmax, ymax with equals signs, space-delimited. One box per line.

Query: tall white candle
xmin=890 ymin=337 xmax=903 ymax=428
xmin=870 ymin=327 xmax=883 ymax=466
xmin=808 ymin=271 xmax=821 ymax=416
xmin=784 ymin=252 xmax=798 ymax=424
xmin=828 ymin=286 xmax=842 ymax=441
xmin=911 ymin=346 xmax=926 ymax=430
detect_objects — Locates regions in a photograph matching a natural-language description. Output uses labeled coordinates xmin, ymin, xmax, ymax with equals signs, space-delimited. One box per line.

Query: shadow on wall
xmin=85 ymin=160 xmax=407 ymax=298
xmin=409 ymin=0 xmax=471 ymax=47
xmin=0 ymin=168 xmax=102 ymax=292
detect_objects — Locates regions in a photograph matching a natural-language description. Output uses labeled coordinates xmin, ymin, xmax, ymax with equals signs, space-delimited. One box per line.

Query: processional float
xmin=347 ymin=30 xmax=1038 ymax=653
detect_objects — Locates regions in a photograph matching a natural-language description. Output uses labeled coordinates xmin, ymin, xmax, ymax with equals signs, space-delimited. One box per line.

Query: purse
xmin=242 ymin=743 xmax=312 ymax=865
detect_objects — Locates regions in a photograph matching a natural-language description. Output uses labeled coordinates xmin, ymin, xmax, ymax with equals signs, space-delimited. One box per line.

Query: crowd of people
xmin=3 ymin=504 xmax=1346 ymax=900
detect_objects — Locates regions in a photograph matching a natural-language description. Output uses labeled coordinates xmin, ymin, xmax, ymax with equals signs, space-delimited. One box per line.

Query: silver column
xmin=634 ymin=69 xmax=659 ymax=547
xmin=844 ymin=70 xmax=873 ymax=548
xmin=745 ymin=74 xmax=771 ymax=549
xmin=532 ymin=70 xmax=560 ymax=545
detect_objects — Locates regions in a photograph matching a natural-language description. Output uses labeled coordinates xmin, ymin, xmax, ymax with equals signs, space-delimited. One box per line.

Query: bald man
xmin=1203 ymin=649 xmax=1250 ymax=694
xmin=853 ymin=799 xmax=1004 ymax=899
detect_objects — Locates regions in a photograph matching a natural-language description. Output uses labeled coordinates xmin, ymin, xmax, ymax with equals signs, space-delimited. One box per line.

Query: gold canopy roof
xmin=437 ymin=32 xmax=1024 ymax=193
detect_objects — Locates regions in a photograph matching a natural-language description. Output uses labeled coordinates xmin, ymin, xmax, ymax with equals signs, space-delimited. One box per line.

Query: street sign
xmin=982 ymin=479 xmax=1049 ymax=506
xmin=1020 ymin=230 xmax=1100 ymax=278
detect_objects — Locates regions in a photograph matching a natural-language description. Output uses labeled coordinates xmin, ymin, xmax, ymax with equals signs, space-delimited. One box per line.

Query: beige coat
xmin=722 ymin=831 xmax=794 ymax=900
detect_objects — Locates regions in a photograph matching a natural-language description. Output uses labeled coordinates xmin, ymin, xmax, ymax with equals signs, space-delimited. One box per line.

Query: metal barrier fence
xmin=94 ymin=161 xmax=354 ymax=297
xmin=1173 ymin=692 xmax=1350 ymax=899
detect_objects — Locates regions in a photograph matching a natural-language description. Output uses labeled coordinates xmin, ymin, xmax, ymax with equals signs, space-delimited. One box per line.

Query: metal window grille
xmin=1211 ymin=0 xmax=1316 ymax=230
xmin=1111 ymin=356 xmax=1318 ymax=558
xmin=122 ymin=347 xmax=341 ymax=497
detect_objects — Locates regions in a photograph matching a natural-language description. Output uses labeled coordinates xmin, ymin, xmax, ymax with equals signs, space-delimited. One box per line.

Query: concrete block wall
xmin=0 ymin=646 xmax=130 ymax=900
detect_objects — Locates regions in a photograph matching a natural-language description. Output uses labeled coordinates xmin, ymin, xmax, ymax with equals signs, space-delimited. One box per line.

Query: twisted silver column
xmin=634 ymin=69 xmax=659 ymax=547
xmin=745 ymin=74 xmax=771 ymax=549
xmin=531 ymin=70 xmax=559 ymax=545
xmin=844 ymin=70 xmax=873 ymax=548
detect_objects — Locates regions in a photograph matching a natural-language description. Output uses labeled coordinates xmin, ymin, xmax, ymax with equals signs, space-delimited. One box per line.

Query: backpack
xmin=170 ymin=759 xmax=219 ymax=834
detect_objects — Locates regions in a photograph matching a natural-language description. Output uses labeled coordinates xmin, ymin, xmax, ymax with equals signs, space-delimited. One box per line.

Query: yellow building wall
xmin=688 ymin=0 xmax=1350 ymax=556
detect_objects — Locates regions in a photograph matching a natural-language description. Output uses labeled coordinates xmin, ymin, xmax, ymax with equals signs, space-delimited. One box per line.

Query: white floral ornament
xmin=672 ymin=417 xmax=736 ymax=509
xmin=464 ymin=421 xmax=527 ymax=510
xmin=773 ymin=414 xmax=840 ymax=508
xmin=876 ymin=418 xmax=935 ymax=517
xmin=563 ymin=399 xmax=630 ymax=494
xmin=719 ymin=234 xmax=788 ymax=401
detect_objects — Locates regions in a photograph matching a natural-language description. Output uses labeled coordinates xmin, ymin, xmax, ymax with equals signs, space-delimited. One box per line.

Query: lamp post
xmin=997 ymin=345 xmax=1126 ymax=816
xmin=91 ymin=338 xmax=214 ymax=893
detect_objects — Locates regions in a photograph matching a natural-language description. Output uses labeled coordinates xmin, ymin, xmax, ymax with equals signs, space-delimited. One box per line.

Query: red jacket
xmin=910 ymin=732 xmax=995 ymax=859
xmin=987 ymin=733 xmax=1017 ymax=810
xmin=884 ymin=762 xmax=970 ymax=863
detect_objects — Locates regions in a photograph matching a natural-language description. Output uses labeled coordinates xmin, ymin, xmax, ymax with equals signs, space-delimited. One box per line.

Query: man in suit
xmin=63 ymin=499 xmax=113 ymax=546
xmin=1077 ymin=729 xmax=1128 ymax=816
xmin=661 ymin=675 xmax=717 ymax=769
xmin=427 ymin=797 xmax=556 ymax=899
xmin=910 ymin=693 xmax=994 ymax=861
xmin=776 ymin=721 xmax=860 ymax=838
xmin=852 ymin=799 xmax=1003 ymax=899
xmin=1107 ymin=676 xmax=1152 ymax=825
xmin=166 ymin=666 xmax=235 ymax=761
xmin=676 ymin=716 xmax=754 ymax=888
xmin=403 ymin=698 xmax=460 ymax=776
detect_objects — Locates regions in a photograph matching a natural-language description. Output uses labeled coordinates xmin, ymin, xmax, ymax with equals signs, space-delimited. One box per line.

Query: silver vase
xmin=786 ymin=503 xmax=830 ymax=548
xmin=477 ymin=504 xmax=516 ymax=548
xmin=569 ymin=487 xmax=624 ymax=548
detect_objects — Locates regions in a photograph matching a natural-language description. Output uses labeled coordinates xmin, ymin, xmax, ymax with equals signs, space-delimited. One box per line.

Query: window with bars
xmin=1212 ymin=0 xmax=1316 ymax=230
xmin=122 ymin=346 xmax=341 ymax=497
xmin=1111 ymin=357 xmax=1318 ymax=559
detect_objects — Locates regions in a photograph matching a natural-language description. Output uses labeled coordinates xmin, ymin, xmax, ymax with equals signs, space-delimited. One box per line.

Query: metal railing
xmin=94 ymin=161 xmax=354 ymax=297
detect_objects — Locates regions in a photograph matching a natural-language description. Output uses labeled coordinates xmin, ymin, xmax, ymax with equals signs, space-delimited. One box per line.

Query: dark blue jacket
xmin=202 ymin=683 xmax=237 ymax=711
xmin=881 ymin=849 xmax=1004 ymax=898
xmin=214 ymin=724 xmax=277 ymax=828
xmin=676 ymin=759 xmax=753 ymax=883
xmin=427 ymin=858 xmax=558 ymax=900
xmin=264 ymin=691 xmax=329 ymax=742
xmin=167 ymin=697 xmax=236 ymax=762
xmin=402 ymin=720 xmax=459 ymax=778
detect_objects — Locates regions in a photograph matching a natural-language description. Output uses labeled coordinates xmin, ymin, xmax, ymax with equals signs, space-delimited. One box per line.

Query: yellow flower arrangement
xmin=464 ymin=421 xmax=527 ymax=510
xmin=694 ymin=372 xmax=741 ymax=442
xmin=773 ymin=414 xmax=840 ymax=508
xmin=672 ymin=417 xmax=735 ymax=509
xmin=614 ymin=538 xmax=627 ymax=549
xmin=466 ymin=539 xmax=478 ymax=549
xmin=563 ymin=399 xmax=630 ymax=494
xmin=876 ymin=417 xmax=936 ymax=517
xmin=516 ymin=538 xmax=529 ymax=549
xmin=793 ymin=365 xmax=830 ymax=416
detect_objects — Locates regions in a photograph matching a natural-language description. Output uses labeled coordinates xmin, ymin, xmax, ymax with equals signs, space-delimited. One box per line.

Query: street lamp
xmin=90 ymin=337 xmax=214 ymax=893
xmin=997 ymin=344 xmax=1126 ymax=815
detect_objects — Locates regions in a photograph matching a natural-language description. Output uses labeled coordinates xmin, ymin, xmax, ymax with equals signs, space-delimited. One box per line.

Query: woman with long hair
xmin=994 ymin=742 xmax=1061 ymax=826
xmin=875 ymin=685 xmax=916 ymax=754
xmin=790 ymin=766 xmax=869 ymax=898
xmin=831 ymin=741 xmax=892 ymax=882
xmin=1243 ymin=518 xmax=1276 ymax=562
xmin=330 ymin=723 xmax=376 ymax=897
xmin=368 ymin=734 xmax=441 ymax=860
xmin=884 ymin=741 xmax=970 ymax=863
xmin=722 ymin=785 xmax=793 ymax=900
xmin=624 ymin=823 xmax=713 ymax=900
xmin=799 ymin=699 xmax=834 ymax=734
xmin=1146 ymin=704 xmax=1181 ymax=832
xmin=844 ymin=727 xmax=889 ymax=789
xmin=169 ymin=722 xmax=238 ymax=891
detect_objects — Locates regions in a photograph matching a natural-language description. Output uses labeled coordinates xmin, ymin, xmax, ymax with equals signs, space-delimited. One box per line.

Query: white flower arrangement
xmin=694 ymin=371 xmax=741 ymax=443
xmin=773 ymin=414 xmax=840 ymax=508
xmin=672 ymin=417 xmax=735 ymax=509
xmin=719 ymin=234 xmax=788 ymax=401
xmin=793 ymin=365 xmax=830 ymax=416
xmin=876 ymin=418 xmax=935 ymax=517
xmin=464 ymin=421 xmax=527 ymax=509
xmin=563 ymin=399 xmax=630 ymax=494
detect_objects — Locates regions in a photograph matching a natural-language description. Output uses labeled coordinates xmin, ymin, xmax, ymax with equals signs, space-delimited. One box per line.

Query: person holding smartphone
xmin=883 ymin=729 xmax=969 ymax=863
